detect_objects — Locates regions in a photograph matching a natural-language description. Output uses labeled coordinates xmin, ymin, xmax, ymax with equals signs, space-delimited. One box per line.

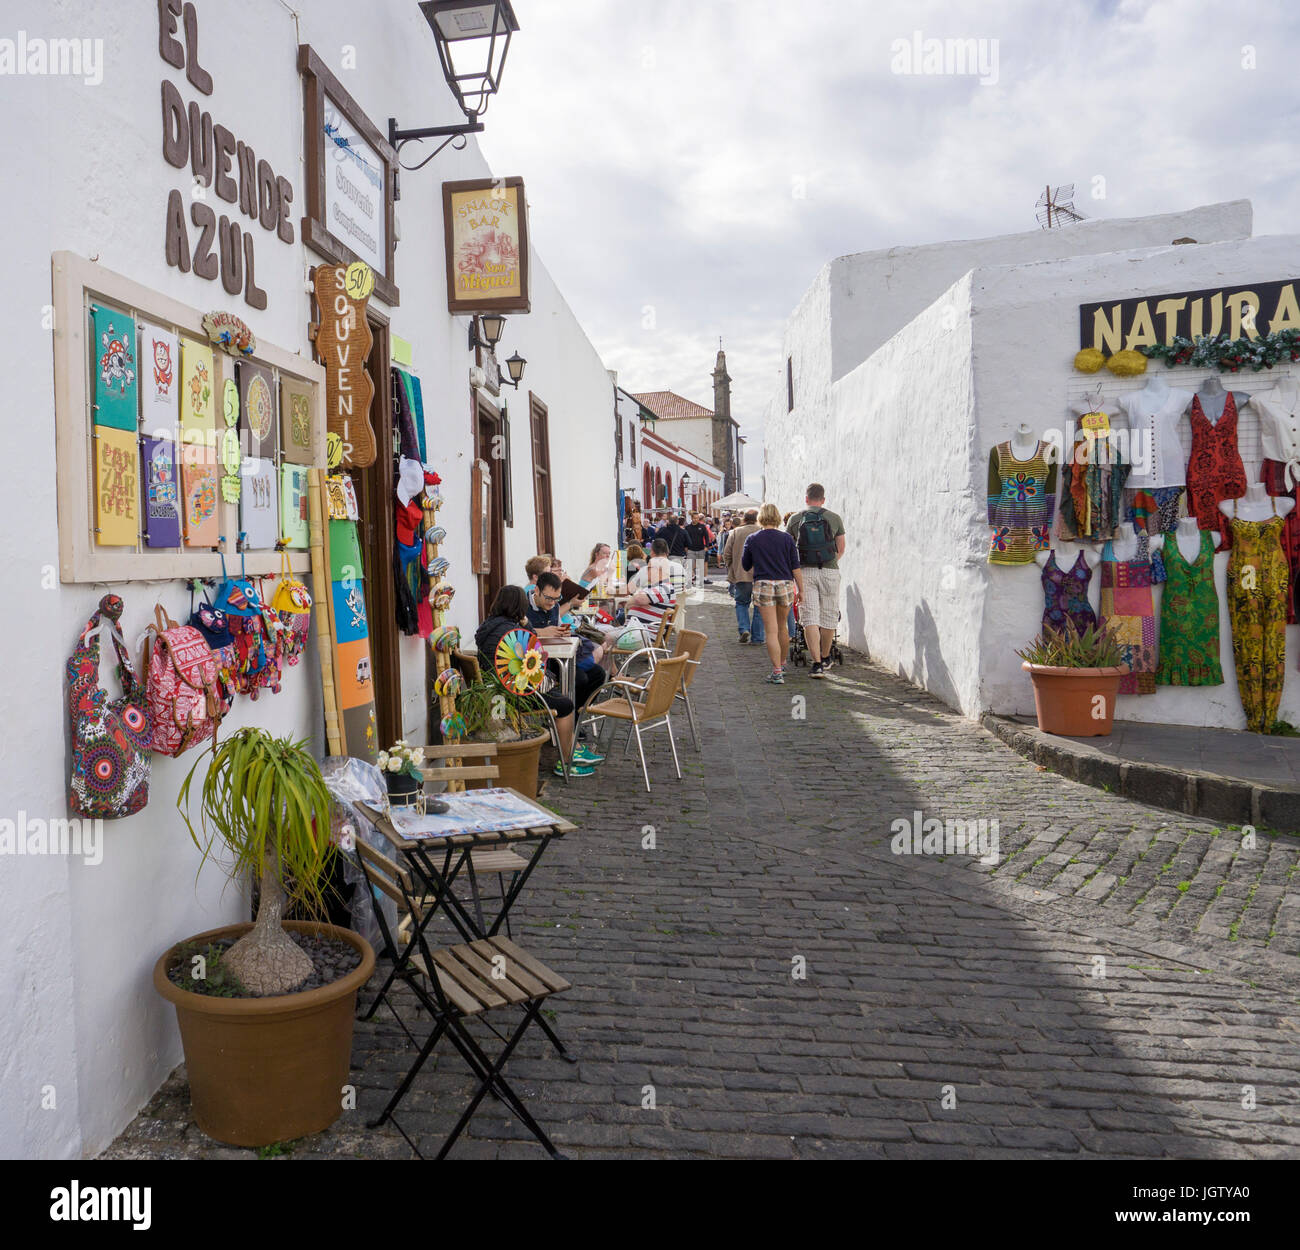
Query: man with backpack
xmin=786 ymin=483 xmax=846 ymax=678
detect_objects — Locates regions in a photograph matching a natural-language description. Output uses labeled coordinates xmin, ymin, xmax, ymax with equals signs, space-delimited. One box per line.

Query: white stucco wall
xmin=0 ymin=0 xmax=614 ymax=1158
xmin=828 ymin=201 xmax=1253 ymax=385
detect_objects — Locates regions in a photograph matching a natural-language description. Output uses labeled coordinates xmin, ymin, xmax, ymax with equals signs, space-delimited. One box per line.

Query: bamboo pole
xmin=424 ymin=489 xmax=464 ymax=792
xmin=308 ymin=467 xmax=343 ymax=756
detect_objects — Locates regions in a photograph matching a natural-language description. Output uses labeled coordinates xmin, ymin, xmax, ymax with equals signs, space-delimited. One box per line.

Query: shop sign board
xmin=443 ymin=177 xmax=531 ymax=315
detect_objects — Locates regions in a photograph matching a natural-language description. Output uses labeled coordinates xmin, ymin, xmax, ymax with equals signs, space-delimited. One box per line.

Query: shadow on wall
xmin=844 ymin=582 xmax=867 ymax=654
xmin=911 ymin=599 xmax=960 ymax=712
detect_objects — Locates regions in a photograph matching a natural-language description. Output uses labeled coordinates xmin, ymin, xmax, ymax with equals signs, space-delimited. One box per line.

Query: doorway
xmin=474 ymin=389 xmax=507 ymax=620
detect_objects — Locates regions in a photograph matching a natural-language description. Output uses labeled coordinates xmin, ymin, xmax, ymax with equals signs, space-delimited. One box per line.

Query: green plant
xmin=377 ymin=741 xmax=424 ymax=780
xmin=456 ymin=673 xmax=549 ymax=742
xmin=179 ymin=728 xmax=334 ymax=996
xmin=1016 ymin=620 xmax=1124 ymax=668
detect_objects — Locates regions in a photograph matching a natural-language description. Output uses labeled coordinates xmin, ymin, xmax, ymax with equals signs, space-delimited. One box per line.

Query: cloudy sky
xmin=479 ymin=0 xmax=1300 ymax=492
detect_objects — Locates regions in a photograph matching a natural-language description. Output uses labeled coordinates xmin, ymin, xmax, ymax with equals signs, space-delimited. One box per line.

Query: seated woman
xmin=474 ymin=585 xmax=604 ymax=776
xmin=625 ymin=543 xmax=647 ymax=581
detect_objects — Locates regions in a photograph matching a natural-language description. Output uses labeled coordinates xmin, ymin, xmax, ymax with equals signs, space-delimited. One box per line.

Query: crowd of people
xmin=471 ymin=481 xmax=845 ymax=782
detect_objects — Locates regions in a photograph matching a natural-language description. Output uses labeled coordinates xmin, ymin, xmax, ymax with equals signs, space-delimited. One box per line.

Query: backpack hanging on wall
xmin=66 ymin=594 xmax=152 ymax=819
xmin=144 ymin=604 xmax=224 ymax=757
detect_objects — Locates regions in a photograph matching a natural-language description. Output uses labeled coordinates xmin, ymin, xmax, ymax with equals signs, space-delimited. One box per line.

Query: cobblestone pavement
xmin=107 ymin=588 xmax=1300 ymax=1160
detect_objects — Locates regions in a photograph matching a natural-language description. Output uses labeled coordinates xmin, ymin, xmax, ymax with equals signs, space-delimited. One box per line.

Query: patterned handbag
xmin=67 ymin=594 xmax=152 ymax=818
xmin=144 ymin=604 xmax=224 ymax=757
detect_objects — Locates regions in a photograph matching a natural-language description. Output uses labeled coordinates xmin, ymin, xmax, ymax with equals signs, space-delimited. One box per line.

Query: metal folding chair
xmin=351 ymin=837 xmax=572 ymax=1159
xmin=579 ymin=654 xmax=689 ymax=792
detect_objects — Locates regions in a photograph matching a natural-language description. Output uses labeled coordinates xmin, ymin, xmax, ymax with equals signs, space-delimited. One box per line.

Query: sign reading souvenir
xmin=240 ymin=456 xmax=278 ymax=549
xmin=181 ymin=443 xmax=219 ymax=547
xmin=220 ymin=377 xmax=241 ymax=502
xmin=281 ymin=462 xmax=310 ymax=548
xmin=1080 ymin=278 xmax=1300 ymax=354
xmin=280 ymin=376 xmax=315 ymax=464
xmin=310 ymin=262 xmax=376 ymax=469
xmin=238 ymin=361 xmax=276 ymax=460
xmin=179 ymin=337 xmax=214 ymax=447
xmin=138 ymin=322 xmax=178 ymax=431
xmin=90 ymin=306 xmax=138 ymax=431
xmin=141 ymin=435 xmax=182 ymax=548
xmin=299 ymin=45 xmax=400 ymax=306
xmin=159 ymin=3 xmax=290 ymax=308
xmin=442 ymin=177 xmax=531 ymax=315
xmin=95 ymin=426 xmax=139 ymax=546
xmin=202 ymin=310 xmax=256 ymax=357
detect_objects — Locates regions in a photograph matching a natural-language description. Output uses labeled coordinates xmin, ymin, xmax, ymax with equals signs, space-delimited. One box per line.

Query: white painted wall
xmin=655 ymin=416 xmax=715 ymax=466
xmin=828 ymin=201 xmax=1253 ymax=384
xmin=0 ymin=0 xmax=614 ymax=1158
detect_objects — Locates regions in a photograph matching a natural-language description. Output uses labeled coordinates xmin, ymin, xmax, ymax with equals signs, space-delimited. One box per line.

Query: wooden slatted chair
xmin=351 ymin=835 xmax=572 ymax=1159
xmin=580 ymin=653 xmax=689 ymax=792
xmin=417 ymin=743 xmax=530 ymax=937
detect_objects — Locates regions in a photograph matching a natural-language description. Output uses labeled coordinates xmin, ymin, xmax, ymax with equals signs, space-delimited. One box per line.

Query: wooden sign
xmin=310 ymin=263 xmax=375 ymax=469
xmin=443 ymin=177 xmax=531 ymax=315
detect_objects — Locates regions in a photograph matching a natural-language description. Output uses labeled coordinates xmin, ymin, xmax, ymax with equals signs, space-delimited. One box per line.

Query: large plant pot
xmin=466 ymin=731 xmax=550 ymax=798
xmin=153 ymin=920 xmax=375 ymax=1148
xmin=1022 ymin=662 xmax=1126 ymax=737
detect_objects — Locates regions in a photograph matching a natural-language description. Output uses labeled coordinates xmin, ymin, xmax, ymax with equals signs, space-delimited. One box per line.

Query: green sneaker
xmin=572 ymin=744 xmax=605 ymax=764
xmin=555 ymin=760 xmax=596 ymax=777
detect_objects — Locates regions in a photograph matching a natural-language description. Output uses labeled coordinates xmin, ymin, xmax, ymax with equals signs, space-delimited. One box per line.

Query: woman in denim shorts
xmin=740 ymin=503 xmax=804 ymax=684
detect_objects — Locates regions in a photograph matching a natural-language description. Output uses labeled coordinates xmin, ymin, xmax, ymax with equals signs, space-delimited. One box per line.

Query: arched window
xmin=643 ymin=464 xmax=653 ymax=512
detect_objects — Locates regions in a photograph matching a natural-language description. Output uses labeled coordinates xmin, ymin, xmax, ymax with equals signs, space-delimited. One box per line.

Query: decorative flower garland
xmin=1140 ymin=329 xmax=1300 ymax=373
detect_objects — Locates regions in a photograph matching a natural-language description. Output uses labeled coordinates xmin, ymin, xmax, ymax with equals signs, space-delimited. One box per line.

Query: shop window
xmin=530 ymin=393 xmax=555 ymax=554
xmin=52 ymin=251 xmax=323 ymax=583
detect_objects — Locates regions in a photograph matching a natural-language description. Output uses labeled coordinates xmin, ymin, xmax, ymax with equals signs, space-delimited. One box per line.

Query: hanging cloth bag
xmin=67 ymin=594 xmax=152 ymax=818
xmin=144 ymin=604 xmax=225 ymax=757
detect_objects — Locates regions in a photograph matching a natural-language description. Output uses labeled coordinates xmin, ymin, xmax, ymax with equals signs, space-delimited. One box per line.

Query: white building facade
xmin=765 ymin=201 xmax=1300 ymax=732
xmin=0 ymin=0 xmax=615 ymax=1158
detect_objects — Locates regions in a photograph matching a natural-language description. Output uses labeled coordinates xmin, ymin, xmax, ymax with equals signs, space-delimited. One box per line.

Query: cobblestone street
xmin=110 ymin=588 xmax=1300 ymax=1160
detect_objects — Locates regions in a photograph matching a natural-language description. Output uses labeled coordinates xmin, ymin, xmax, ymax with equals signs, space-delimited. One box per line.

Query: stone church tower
xmin=711 ymin=345 xmax=737 ymax=494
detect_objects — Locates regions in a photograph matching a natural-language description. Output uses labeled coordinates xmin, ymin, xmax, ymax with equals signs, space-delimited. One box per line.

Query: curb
xmin=980 ymin=713 xmax=1300 ymax=834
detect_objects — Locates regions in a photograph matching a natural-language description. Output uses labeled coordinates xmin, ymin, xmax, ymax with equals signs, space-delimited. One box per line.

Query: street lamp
xmin=503 ymin=351 xmax=527 ymax=389
xmin=388 ymin=1 xmax=521 ymax=171
xmin=467 ymin=312 xmax=506 ymax=353
xmin=680 ymin=471 xmax=692 ymax=508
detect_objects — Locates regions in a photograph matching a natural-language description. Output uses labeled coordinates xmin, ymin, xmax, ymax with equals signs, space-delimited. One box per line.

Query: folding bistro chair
xmin=350 ymin=834 xmax=572 ymax=1159
xmin=580 ymin=653 xmax=689 ymax=792
xmin=418 ymin=743 xmax=530 ymax=937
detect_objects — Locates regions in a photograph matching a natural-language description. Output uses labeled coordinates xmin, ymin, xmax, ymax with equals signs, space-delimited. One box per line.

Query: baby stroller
xmin=788 ymin=601 xmax=845 ymax=668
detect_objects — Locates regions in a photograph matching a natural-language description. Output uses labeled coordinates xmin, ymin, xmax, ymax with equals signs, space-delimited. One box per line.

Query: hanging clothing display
xmin=1118 ymin=384 xmax=1192 ymax=490
xmin=1099 ymin=529 xmax=1165 ymax=695
xmin=986 ymin=440 xmax=1056 ymax=565
xmin=1057 ymin=424 xmax=1129 ymax=541
xmin=1185 ymin=393 xmax=1247 ymax=551
xmin=1041 ymin=550 xmax=1097 ymax=637
xmin=1253 ymin=381 xmax=1300 ymax=624
xmin=1225 ymin=499 xmax=1288 ymax=733
xmin=1155 ymin=529 xmax=1224 ymax=687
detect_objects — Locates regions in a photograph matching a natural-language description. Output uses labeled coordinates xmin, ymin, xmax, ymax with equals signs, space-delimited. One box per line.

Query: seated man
xmin=628 ymin=537 xmax=684 ymax=592
xmin=626 ymin=566 xmax=678 ymax=637
xmin=527 ymin=572 xmax=606 ymax=709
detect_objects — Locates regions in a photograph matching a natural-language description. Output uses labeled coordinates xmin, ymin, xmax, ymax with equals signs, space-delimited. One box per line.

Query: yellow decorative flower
xmin=1106 ymin=349 xmax=1147 ymax=376
xmin=1073 ymin=348 xmax=1105 ymax=373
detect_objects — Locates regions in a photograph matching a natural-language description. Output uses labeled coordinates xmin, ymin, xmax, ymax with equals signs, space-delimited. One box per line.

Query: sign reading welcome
xmin=1080 ymin=278 xmax=1300 ymax=353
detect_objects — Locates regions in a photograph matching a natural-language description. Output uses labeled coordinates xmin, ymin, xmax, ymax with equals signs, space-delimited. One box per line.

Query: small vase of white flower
xmin=377 ymin=741 xmax=424 ymax=806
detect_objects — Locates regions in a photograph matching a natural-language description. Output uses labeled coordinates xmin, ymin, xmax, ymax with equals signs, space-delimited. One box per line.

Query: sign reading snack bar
xmin=310 ymin=262 xmax=375 ymax=469
xmin=1080 ymin=278 xmax=1300 ymax=354
xmin=442 ymin=177 xmax=531 ymax=315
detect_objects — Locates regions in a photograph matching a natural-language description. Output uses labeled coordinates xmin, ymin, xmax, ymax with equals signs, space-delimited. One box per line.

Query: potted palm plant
xmin=153 ymin=728 xmax=375 ymax=1147
xmin=1016 ymin=621 xmax=1126 ymax=737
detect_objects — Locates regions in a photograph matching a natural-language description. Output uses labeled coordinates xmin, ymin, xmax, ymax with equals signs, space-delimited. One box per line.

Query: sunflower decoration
xmin=495 ymin=628 xmax=546 ymax=695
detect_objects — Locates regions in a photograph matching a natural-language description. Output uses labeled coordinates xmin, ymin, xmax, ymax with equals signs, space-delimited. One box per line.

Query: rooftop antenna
xmin=1037 ymin=183 xmax=1086 ymax=229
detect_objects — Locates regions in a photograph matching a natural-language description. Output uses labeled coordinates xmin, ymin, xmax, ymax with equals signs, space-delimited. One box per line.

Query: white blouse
xmin=1119 ymin=384 xmax=1193 ymax=489
xmin=1252 ymin=382 xmax=1300 ymax=488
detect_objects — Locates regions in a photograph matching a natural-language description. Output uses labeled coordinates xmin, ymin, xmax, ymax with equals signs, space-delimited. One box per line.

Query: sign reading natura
xmin=1080 ymin=279 xmax=1300 ymax=353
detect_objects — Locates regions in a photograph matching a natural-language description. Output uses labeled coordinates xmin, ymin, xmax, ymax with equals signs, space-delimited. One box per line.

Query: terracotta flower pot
xmin=465 ymin=731 xmax=550 ymax=798
xmin=153 ymin=920 xmax=375 ymax=1148
xmin=1022 ymin=662 xmax=1126 ymax=737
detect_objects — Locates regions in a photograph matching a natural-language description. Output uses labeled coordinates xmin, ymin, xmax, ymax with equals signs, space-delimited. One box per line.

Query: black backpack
xmin=795 ymin=509 xmax=838 ymax=567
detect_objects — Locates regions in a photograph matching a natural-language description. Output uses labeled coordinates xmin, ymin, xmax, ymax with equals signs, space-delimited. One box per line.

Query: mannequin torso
xmin=1218 ymin=481 xmax=1295 ymax=522
xmin=1191 ymin=376 xmax=1249 ymax=424
xmin=1009 ymin=423 xmax=1039 ymax=461
xmin=1109 ymin=522 xmax=1163 ymax=563
xmin=1174 ymin=515 xmax=1216 ymax=563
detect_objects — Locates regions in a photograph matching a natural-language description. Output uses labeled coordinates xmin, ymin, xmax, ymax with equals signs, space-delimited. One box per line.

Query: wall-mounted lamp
xmin=502 ymin=351 xmax=527 ymax=389
xmin=388 ymin=1 xmax=521 ymax=172
xmin=467 ymin=312 xmax=506 ymax=353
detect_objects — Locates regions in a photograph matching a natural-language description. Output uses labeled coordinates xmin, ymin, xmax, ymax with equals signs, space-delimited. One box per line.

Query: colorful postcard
xmin=180 ymin=337 xmax=214 ymax=448
xmin=281 ymin=376 xmax=315 ymax=464
xmin=138 ymin=321 xmax=178 ymax=433
xmin=141 ymin=435 xmax=182 ymax=548
xmin=95 ymin=426 xmax=139 ymax=546
xmin=241 ymin=456 xmax=278 ymax=549
xmin=240 ymin=361 xmax=277 ymax=460
xmin=181 ymin=442 xmax=220 ymax=548
xmin=280 ymin=463 xmax=310 ymax=548
xmin=90 ymin=305 xmax=138 ymax=431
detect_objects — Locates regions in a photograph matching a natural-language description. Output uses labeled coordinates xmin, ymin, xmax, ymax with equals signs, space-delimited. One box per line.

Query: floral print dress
xmin=1225 ymin=500 xmax=1289 ymax=733
xmin=1186 ymin=393 xmax=1247 ymax=551
xmin=1041 ymin=550 xmax=1097 ymax=637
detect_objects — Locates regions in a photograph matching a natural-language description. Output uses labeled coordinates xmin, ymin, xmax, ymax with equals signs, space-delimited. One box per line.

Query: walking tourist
xmin=741 ymin=503 xmax=803 ymax=684
xmin=785 ymin=483 xmax=846 ymax=678
xmin=684 ymin=512 xmax=710 ymax=587
xmin=723 ymin=508 xmax=763 ymax=645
